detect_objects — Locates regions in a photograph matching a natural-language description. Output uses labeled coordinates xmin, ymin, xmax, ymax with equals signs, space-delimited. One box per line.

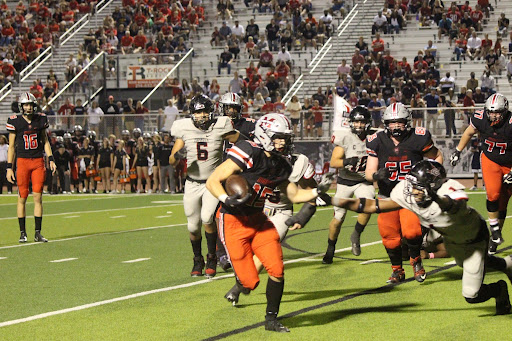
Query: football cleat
xmin=264 ymin=318 xmax=290 ymax=333
xmin=350 ymin=230 xmax=361 ymax=256
xmin=410 ymin=256 xmax=426 ymax=283
xmin=205 ymin=254 xmax=217 ymax=278
xmin=322 ymin=248 xmax=334 ymax=264
xmin=224 ymin=282 xmax=250 ymax=306
xmin=34 ymin=231 xmax=48 ymax=243
xmin=488 ymin=241 xmax=498 ymax=255
xmin=387 ymin=266 xmax=405 ymax=284
xmin=495 ymin=280 xmax=511 ymax=315
xmin=19 ymin=231 xmax=27 ymax=243
xmin=218 ymin=255 xmax=232 ymax=271
xmin=490 ymin=227 xmax=504 ymax=245
xmin=191 ymin=256 xmax=205 ymax=277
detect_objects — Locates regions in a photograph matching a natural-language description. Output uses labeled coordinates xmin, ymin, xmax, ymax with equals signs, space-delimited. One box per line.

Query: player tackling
xmin=6 ymin=92 xmax=56 ymax=242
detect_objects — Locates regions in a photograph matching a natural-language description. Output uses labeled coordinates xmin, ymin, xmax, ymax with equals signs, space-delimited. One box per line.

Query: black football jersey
xmin=6 ymin=113 xmax=49 ymax=158
xmin=79 ymin=145 xmax=96 ymax=164
xmin=470 ymin=110 xmax=512 ymax=165
xmin=224 ymin=140 xmax=292 ymax=215
xmin=223 ymin=117 xmax=256 ymax=158
xmin=366 ymin=127 xmax=434 ymax=197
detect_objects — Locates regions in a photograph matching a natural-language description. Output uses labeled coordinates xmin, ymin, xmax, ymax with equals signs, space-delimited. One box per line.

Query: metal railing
xmin=60 ymin=14 xmax=91 ymax=46
xmin=19 ymin=46 xmax=53 ymax=83
xmin=0 ymin=82 xmax=12 ymax=102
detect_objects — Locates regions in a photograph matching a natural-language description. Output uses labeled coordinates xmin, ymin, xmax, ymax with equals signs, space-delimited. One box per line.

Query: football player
xmin=206 ymin=113 xmax=333 ymax=332
xmin=322 ymin=106 xmax=376 ymax=263
xmin=6 ymin=92 xmax=57 ymax=243
xmin=334 ymin=160 xmax=512 ymax=315
xmin=169 ymin=94 xmax=239 ymax=278
xmin=216 ymin=92 xmax=257 ymax=271
xmin=450 ymin=93 xmax=512 ymax=254
xmin=366 ymin=103 xmax=442 ymax=283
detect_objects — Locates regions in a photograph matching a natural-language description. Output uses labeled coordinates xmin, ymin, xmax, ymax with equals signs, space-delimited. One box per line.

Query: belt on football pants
xmin=186 ymin=176 xmax=207 ymax=184
xmin=263 ymin=206 xmax=288 ymax=217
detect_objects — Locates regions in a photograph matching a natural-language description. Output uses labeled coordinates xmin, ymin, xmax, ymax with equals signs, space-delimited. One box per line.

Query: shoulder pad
xmin=288 ymin=154 xmax=310 ymax=183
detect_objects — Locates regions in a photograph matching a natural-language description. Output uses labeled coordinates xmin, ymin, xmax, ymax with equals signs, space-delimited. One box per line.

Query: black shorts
xmin=99 ymin=162 xmax=110 ymax=169
xmin=115 ymin=162 xmax=124 ymax=171
xmin=136 ymin=160 xmax=149 ymax=167
xmin=291 ymin=118 xmax=299 ymax=125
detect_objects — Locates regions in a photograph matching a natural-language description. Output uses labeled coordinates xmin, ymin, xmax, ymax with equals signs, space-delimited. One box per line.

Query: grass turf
xmin=0 ymin=190 xmax=511 ymax=340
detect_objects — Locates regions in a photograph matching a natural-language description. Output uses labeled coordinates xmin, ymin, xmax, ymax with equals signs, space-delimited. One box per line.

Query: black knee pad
xmin=486 ymin=200 xmax=499 ymax=213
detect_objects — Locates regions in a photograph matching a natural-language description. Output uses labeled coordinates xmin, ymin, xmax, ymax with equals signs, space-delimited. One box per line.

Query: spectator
xmin=87 ymin=101 xmax=104 ymax=136
xmin=466 ymin=72 xmax=478 ymax=91
xmin=498 ymin=12 xmax=509 ymax=38
xmin=227 ymin=36 xmax=240 ymax=60
xmin=261 ymin=97 xmax=274 ymax=113
xmin=335 ymin=80 xmax=349 ymax=99
xmin=266 ymin=19 xmax=280 ymax=51
xmin=163 ymin=99 xmax=178 ymax=132
xmin=368 ymin=93 xmax=385 ymax=128
xmin=0 ymin=134 xmax=12 ymax=194
xmin=410 ymin=95 xmax=425 ymax=127
xmin=228 ymin=72 xmax=244 ymax=95
xmin=104 ymin=95 xmax=120 ymax=136
xmin=439 ymin=72 xmax=455 ymax=93
xmin=337 ymin=59 xmax=351 ymax=78
xmin=480 ymin=70 xmax=496 ymax=95
xmin=311 ymin=100 xmax=323 ymax=138
xmin=287 ymin=95 xmax=301 ymax=135
xmin=301 ymin=23 xmax=317 ymax=50
xmin=507 ymin=56 xmax=512 ymax=82
xmin=441 ymin=95 xmax=457 ymax=138
xmin=218 ymin=46 xmax=233 ymax=75
xmin=466 ymin=32 xmax=482 ymax=60
xmin=231 ymin=20 xmax=245 ymax=40
xmin=312 ymin=87 xmax=327 ymax=106
xmin=252 ymin=93 xmax=265 ymax=112
xmin=371 ymin=33 xmax=385 ymax=58
xmin=123 ymin=98 xmax=136 ymax=132
xmin=210 ymin=79 xmax=221 ymax=100
xmin=473 ymin=87 xmax=486 ymax=104
xmin=389 ymin=11 xmax=401 ymax=34
xmin=424 ymin=40 xmax=438 ymax=58
xmin=358 ymin=89 xmax=371 ymax=106
xmin=355 ymin=36 xmax=369 ymax=57
xmin=423 ymin=87 xmax=440 ymax=134
xmin=219 ymin=21 xmax=232 ymax=42
xmin=158 ymin=134 xmax=175 ymax=193
xmin=348 ymin=92 xmax=358 ymax=107
xmin=453 ymin=32 xmax=467 ymax=61
xmin=253 ymin=82 xmax=270 ymax=100
xmin=258 ymin=48 xmax=274 ymax=68
xmin=372 ymin=10 xmax=388 ymax=34
xmin=245 ymin=18 xmax=259 ymax=43
xmin=277 ymin=46 xmax=292 ymax=68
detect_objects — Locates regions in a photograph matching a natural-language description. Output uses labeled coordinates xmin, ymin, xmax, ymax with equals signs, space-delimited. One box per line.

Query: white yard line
xmin=0 ymin=239 xmax=383 ymax=328
xmin=360 ymin=259 xmax=384 ymax=265
xmin=0 ymin=223 xmax=187 ymax=250
xmin=122 ymin=258 xmax=151 ymax=263
xmin=110 ymin=215 xmax=126 ymax=219
xmin=63 ymin=216 xmax=80 ymax=219
xmin=0 ymin=257 xmax=7 ymax=260
xmin=0 ymin=194 xmax=183 ymax=206
xmin=444 ymin=260 xmax=457 ymax=265
xmin=0 ymin=204 xmax=180 ymax=221
xmin=155 ymin=216 xmax=171 ymax=219
xmin=50 ymin=258 xmax=78 ymax=263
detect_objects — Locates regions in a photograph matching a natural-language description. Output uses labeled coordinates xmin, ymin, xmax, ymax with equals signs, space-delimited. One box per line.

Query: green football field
xmin=0 ymin=190 xmax=511 ymax=340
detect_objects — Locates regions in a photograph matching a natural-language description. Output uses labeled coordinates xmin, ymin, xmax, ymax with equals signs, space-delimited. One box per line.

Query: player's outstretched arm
xmin=331 ymin=197 xmax=402 ymax=213
xmin=169 ymin=138 xmax=185 ymax=166
xmin=451 ymin=125 xmax=477 ymax=166
xmin=329 ymin=146 xmax=345 ymax=169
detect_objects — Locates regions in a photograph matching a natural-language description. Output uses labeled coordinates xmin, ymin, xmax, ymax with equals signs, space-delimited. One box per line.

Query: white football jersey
xmin=391 ymin=179 xmax=483 ymax=245
xmin=331 ymin=128 xmax=368 ymax=182
xmin=265 ymin=154 xmax=315 ymax=210
xmin=171 ymin=116 xmax=234 ymax=180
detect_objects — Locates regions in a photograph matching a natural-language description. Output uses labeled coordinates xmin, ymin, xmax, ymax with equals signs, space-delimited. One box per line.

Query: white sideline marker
xmin=110 ymin=215 xmax=126 ymax=219
xmin=122 ymin=258 xmax=151 ymax=263
xmin=50 ymin=258 xmax=78 ymax=263
xmin=444 ymin=260 xmax=457 ymax=265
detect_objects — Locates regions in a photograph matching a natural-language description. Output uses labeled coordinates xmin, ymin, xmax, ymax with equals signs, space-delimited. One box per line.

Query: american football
xmin=225 ymin=174 xmax=250 ymax=197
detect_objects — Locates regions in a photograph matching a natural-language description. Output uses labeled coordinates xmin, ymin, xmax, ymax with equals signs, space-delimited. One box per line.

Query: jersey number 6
xmin=197 ymin=142 xmax=208 ymax=160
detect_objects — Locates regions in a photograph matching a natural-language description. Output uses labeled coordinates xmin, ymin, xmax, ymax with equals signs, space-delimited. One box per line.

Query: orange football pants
xmin=16 ymin=157 xmax=46 ymax=198
xmin=218 ymin=211 xmax=283 ymax=290
xmin=481 ymin=153 xmax=512 ymax=208
xmin=377 ymin=208 xmax=421 ymax=249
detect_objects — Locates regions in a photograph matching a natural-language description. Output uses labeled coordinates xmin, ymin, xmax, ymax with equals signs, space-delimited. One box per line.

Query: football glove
xmin=503 ymin=171 xmax=512 ymax=185
xmin=343 ymin=157 xmax=359 ymax=172
xmin=174 ymin=148 xmax=187 ymax=160
xmin=449 ymin=149 xmax=461 ymax=166
xmin=316 ymin=192 xmax=332 ymax=206
xmin=224 ymin=193 xmax=251 ymax=208
xmin=317 ymin=172 xmax=335 ymax=194
xmin=285 ymin=203 xmax=316 ymax=227
xmin=372 ymin=167 xmax=391 ymax=181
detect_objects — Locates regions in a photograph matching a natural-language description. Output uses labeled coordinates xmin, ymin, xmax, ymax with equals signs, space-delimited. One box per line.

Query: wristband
xmin=429 ymin=252 xmax=435 ymax=259
xmin=7 ymin=163 xmax=12 ymax=169
xmin=375 ymin=198 xmax=381 ymax=213
xmin=219 ymin=194 xmax=228 ymax=203
xmin=48 ymin=155 xmax=54 ymax=162
xmin=357 ymin=198 xmax=366 ymax=213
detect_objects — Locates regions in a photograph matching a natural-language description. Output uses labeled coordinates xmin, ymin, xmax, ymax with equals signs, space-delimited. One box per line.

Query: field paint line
xmin=50 ymin=258 xmax=78 ymax=263
xmin=122 ymin=258 xmax=151 ymax=263
xmin=360 ymin=259 xmax=384 ymax=265
xmin=0 ymin=204 xmax=181 ymax=221
xmin=444 ymin=260 xmax=457 ymax=265
xmin=0 ymin=223 xmax=188 ymax=250
xmin=110 ymin=215 xmax=126 ymax=219
xmin=166 ymin=211 xmax=174 ymax=214
xmin=0 ymin=257 xmax=7 ymax=260
xmin=155 ymin=216 xmax=171 ymax=219
xmin=0 ymin=194 xmax=181 ymax=207
xmin=63 ymin=215 xmax=80 ymax=219
xmin=0 ymin=238 xmax=387 ymax=327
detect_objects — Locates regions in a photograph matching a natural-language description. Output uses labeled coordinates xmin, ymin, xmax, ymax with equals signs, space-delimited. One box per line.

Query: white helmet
xmin=219 ymin=92 xmax=242 ymax=121
xmin=383 ymin=102 xmax=411 ymax=138
xmin=254 ymin=113 xmax=294 ymax=154
xmin=19 ymin=92 xmax=38 ymax=115
xmin=484 ymin=93 xmax=509 ymax=126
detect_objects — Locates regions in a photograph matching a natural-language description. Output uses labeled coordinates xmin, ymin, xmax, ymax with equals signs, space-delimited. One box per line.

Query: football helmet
xmin=122 ymin=129 xmax=130 ymax=137
xmin=74 ymin=125 xmax=83 ymax=133
xmin=383 ymin=102 xmax=411 ymax=138
xmin=133 ymin=128 xmax=142 ymax=138
xmin=87 ymin=130 xmax=96 ymax=140
xmin=143 ymin=132 xmax=151 ymax=139
xmin=219 ymin=92 xmax=243 ymax=121
xmin=63 ymin=132 xmax=72 ymax=139
xmin=56 ymin=136 xmax=64 ymax=143
xmin=190 ymin=94 xmax=215 ymax=131
xmin=18 ymin=92 xmax=38 ymax=116
xmin=254 ymin=113 xmax=294 ymax=155
xmin=349 ymin=106 xmax=371 ymax=136
xmin=484 ymin=93 xmax=509 ymax=127
xmin=404 ymin=160 xmax=447 ymax=208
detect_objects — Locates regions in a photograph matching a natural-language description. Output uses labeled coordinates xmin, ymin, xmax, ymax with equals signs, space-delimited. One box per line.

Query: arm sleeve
xmin=170 ymin=120 xmax=182 ymax=140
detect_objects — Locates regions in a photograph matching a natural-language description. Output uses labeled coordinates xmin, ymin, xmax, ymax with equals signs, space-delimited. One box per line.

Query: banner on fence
xmin=126 ymin=65 xmax=173 ymax=88
xmin=333 ymin=95 xmax=352 ymax=131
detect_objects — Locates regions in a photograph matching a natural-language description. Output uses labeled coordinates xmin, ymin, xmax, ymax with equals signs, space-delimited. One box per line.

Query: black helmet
xmin=404 ymin=160 xmax=447 ymax=208
xmin=349 ymin=106 xmax=371 ymax=136
xmin=190 ymin=94 xmax=215 ymax=131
